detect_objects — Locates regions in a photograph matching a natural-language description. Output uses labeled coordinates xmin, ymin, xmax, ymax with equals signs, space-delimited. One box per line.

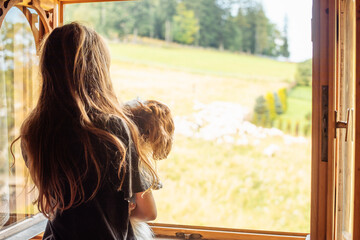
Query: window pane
xmin=65 ymin=0 xmax=312 ymax=232
xmin=0 ymin=7 xmax=39 ymax=229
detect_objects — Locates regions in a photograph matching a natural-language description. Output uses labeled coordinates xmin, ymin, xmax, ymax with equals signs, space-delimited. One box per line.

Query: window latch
xmin=321 ymin=85 xmax=328 ymax=162
xmin=335 ymin=108 xmax=352 ymax=141
xmin=176 ymin=232 xmax=203 ymax=239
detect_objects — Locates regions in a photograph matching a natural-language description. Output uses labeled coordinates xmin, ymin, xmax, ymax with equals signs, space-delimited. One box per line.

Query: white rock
xmin=263 ymin=144 xmax=280 ymax=157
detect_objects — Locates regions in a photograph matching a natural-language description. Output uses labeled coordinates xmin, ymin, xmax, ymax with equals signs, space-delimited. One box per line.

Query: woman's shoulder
xmin=94 ymin=114 xmax=130 ymax=142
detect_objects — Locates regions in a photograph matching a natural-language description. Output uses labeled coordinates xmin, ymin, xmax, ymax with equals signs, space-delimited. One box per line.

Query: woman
xmin=18 ymin=22 xmax=157 ymax=240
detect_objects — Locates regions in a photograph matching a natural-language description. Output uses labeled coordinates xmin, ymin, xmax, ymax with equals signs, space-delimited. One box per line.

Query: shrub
xmin=264 ymin=92 xmax=277 ymax=124
xmin=253 ymin=96 xmax=269 ymax=126
xmin=295 ymin=59 xmax=312 ymax=86
xmin=274 ymin=92 xmax=283 ymax=115
xmin=277 ymin=88 xmax=287 ymax=112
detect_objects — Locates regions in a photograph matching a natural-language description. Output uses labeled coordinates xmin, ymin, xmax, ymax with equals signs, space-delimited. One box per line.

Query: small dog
xmin=124 ymin=99 xmax=174 ymax=240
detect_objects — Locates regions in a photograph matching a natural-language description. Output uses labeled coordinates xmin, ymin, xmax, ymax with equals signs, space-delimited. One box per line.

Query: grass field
xmin=108 ymin=41 xmax=311 ymax=232
xmin=276 ymin=86 xmax=312 ymax=135
xmin=283 ymin=86 xmax=312 ymax=121
xmin=109 ymin=42 xmax=296 ymax=81
xmin=153 ymin=135 xmax=311 ymax=232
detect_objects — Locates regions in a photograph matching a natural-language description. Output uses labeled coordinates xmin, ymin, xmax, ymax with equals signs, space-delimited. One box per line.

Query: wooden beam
xmin=59 ymin=1 xmax=63 ymax=26
xmin=0 ymin=0 xmax=22 ymax=29
xmin=59 ymin=0 xmax=132 ymax=4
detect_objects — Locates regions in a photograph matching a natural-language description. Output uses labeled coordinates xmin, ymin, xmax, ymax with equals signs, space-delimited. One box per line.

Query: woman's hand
xmin=130 ymin=190 xmax=157 ymax=221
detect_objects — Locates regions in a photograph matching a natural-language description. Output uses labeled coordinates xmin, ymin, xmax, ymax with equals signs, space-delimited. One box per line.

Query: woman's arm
xmin=130 ymin=190 xmax=157 ymax=221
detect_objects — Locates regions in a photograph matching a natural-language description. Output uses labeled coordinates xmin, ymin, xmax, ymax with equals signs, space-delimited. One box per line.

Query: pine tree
xmin=241 ymin=2 xmax=277 ymax=55
xmin=280 ymin=15 xmax=290 ymax=58
xmin=233 ymin=8 xmax=246 ymax=52
xmin=161 ymin=0 xmax=177 ymax=42
xmin=127 ymin=0 xmax=152 ymax=42
xmin=153 ymin=0 xmax=177 ymax=41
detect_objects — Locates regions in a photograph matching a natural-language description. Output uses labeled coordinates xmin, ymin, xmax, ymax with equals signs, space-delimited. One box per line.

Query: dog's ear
xmin=124 ymin=100 xmax=151 ymax=135
xmin=144 ymin=100 xmax=174 ymax=160
xmin=125 ymin=100 xmax=174 ymax=160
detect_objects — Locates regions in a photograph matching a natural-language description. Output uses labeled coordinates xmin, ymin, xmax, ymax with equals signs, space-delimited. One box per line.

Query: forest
xmin=65 ymin=0 xmax=290 ymax=58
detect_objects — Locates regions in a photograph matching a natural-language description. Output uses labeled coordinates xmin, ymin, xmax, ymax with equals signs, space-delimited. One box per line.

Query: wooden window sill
xmin=26 ymin=223 xmax=310 ymax=240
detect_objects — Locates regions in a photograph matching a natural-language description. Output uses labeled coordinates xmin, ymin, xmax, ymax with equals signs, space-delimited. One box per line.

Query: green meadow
xmin=284 ymin=86 xmax=312 ymax=121
xmin=276 ymin=86 xmax=312 ymax=135
xmin=109 ymin=42 xmax=296 ymax=81
xmin=108 ymin=42 xmax=311 ymax=233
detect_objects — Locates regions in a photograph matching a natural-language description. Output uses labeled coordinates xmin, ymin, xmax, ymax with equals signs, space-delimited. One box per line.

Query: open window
xmin=312 ymin=0 xmax=360 ymax=239
xmin=0 ymin=0 xmax=56 ymax=238
xmin=0 ymin=0 xmax=359 ymax=239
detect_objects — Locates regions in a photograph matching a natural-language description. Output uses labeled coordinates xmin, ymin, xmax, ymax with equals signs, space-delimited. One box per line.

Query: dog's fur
xmin=125 ymin=99 xmax=174 ymax=240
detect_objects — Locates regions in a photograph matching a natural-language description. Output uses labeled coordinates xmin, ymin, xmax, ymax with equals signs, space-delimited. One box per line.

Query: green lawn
xmin=109 ymin=42 xmax=296 ymax=81
xmin=284 ymin=86 xmax=311 ymax=119
xmin=275 ymin=86 xmax=312 ymax=135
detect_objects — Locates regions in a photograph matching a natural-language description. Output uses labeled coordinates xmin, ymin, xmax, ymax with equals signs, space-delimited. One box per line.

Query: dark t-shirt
xmin=23 ymin=116 xmax=149 ymax=240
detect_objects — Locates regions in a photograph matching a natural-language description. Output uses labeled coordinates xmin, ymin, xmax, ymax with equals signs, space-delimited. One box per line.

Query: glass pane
xmin=336 ymin=0 xmax=355 ymax=239
xmin=65 ymin=0 xmax=312 ymax=232
xmin=0 ymin=7 xmax=39 ymax=229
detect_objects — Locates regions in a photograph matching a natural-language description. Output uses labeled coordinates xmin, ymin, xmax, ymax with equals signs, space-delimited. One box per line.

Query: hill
xmin=109 ymin=41 xmax=296 ymax=81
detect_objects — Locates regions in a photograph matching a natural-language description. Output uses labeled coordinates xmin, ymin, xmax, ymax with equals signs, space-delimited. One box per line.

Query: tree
xmin=63 ymin=0 xmax=285 ymax=57
xmin=127 ymin=0 xmax=153 ymax=42
xmin=154 ymin=0 xmax=177 ymax=42
xmin=233 ymin=8 xmax=246 ymax=52
xmin=216 ymin=0 xmax=237 ymax=51
xmin=184 ymin=0 xmax=223 ymax=48
xmin=253 ymin=5 xmax=268 ymax=54
xmin=240 ymin=2 xmax=269 ymax=54
xmin=262 ymin=22 xmax=281 ymax=57
xmin=64 ymin=2 xmax=130 ymax=39
xmin=172 ymin=3 xmax=199 ymax=45
xmin=234 ymin=1 xmax=283 ymax=56
xmin=223 ymin=15 xmax=242 ymax=51
xmin=280 ymin=15 xmax=290 ymax=58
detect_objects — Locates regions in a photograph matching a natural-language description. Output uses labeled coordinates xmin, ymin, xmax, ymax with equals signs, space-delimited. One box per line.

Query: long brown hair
xmin=18 ymin=23 xmax=157 ymax=217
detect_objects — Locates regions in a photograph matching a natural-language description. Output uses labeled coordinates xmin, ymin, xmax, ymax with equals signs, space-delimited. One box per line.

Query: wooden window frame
xmin=311 ymin=0 xmax=336 ymax=239
xmin=2 ymin=0 xmax=360 ymax=239
xmin=355 ymin=1 xmax=360 ymax=239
